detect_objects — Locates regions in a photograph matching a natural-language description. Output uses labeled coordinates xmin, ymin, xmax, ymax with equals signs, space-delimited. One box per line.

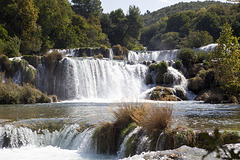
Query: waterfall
xmin=128 ymin=50 xmax=178 ymax=62
xmin=0 ymin=124 xmax=94 ymax=151
xmin=165 ymin=67 xmax=196 ymax=100
xmin=37 ymin=58 xmax=149 ymax=100
xmin=108 ymin=48 xmax=114 ymax=60
xmin=117 ymin=127 xmax=141 ymax=159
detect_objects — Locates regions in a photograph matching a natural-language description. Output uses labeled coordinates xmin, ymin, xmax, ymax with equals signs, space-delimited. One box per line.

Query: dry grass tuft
xmin=131 ymin=103 xmax=172 ymax=133
xmin=110 ymin=102 xmax=137 ymax=130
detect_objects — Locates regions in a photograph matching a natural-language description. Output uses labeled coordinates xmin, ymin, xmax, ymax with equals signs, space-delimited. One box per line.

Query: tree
xmin=211 ymin=23 xmax=240 ymax=97
xmin=71 ymin=0 xmax=102 ymax=18
xmin=181 ymin=30 xmax=213 ymax=48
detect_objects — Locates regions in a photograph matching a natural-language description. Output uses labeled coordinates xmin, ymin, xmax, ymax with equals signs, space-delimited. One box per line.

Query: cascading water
xmin=128 ymin=49 xmax=178 ymax=62
xmin=0 ymin=124 xmax=94 ymax=150
xmin=37 ymin=58 xmax=149 ymax=101
xmin=165 ymin=66 xmax=196 ymax=100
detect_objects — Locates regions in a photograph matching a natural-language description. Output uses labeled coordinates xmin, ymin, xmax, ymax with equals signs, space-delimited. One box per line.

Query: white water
xmin=166 ymin=67 xmax=196 ymax=100
xmin=0 ymin=124 xmax=109 ymax=160
xmin=128 ymin=50 xmax=178 ymax=62
xmin=128 ymin=44 xmax=217 ymax=62
xmin=37 ymin=58 xmax=149 ymax=101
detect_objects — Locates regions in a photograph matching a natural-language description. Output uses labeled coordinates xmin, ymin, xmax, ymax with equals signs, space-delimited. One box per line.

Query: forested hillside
xmin=0 ymin=0 xmax=240 ymax=57
xmin=142 ymin=1 xmax=232 ymax=26
xmin=140 ymin=1 xmax=240 ymax=50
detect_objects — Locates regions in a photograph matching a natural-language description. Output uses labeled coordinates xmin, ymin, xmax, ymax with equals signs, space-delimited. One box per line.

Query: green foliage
xmin=141 ymin=1 xmax=236 ymax=50
xmin=3 ymin=36 xmax=21 ymax=58
xmin=156 ymin=62 xmax=168 ymax=73
xmin=120 ymin=123 xmax=137 ymax=144
xmin=142 ymin=1 xmax=231 ymax=26
xmin=125 ymin=135 xmax=137 ymax=157
xmin=177 ymin=48 xmax=195 ymax=67
xmin=72 ymin=0 xmax=103 ymax=18
xmin=195 ymin=51 xmax=211 ymax=63
xmin=174 ymin=60 xmax=182 ymax=70
xmin=92 ymin=123 xmax=118 ymax=154
xmin=0 ymin=72 xmax=50 ymax=104
xmin=211 ymin=23 xmax=240 ymax=98
xmin=181 ymin=31 xmax=214 ymax=48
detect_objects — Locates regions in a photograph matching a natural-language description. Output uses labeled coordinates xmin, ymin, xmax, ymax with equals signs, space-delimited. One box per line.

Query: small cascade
xmin=117 ymin=127 xmax=142 ymax=159
xmin=108 ymin=48 xmax=114 ymax=60
xmin=0 ymin=124 xmax=94 ymax=151
xmin=194 ymin=43 xmax=217 ymax=53
xmin=165 ymin=67 xmax=196 ymax=100
xmin=37 ymin=58 xmax=149 ymax=100
xmin=128 ymin=50 xmax=178 ymax=62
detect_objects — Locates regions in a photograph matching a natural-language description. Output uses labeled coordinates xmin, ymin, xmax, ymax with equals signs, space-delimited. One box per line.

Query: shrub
xmin=3 ymin=36 xmax=21 ymax=58
xmin=93 ymin=54 xmax=103 ymax=59
xmin=195 ymin=51 xmax=210 ymax=63
xmin=177 ymin=48 xmax=195 ymax=67
xmin=112 ymin=44 xmax=123 ymax=56
xmin=131 ymin=103 xmax=172 ymax=134
xmin=45 ymin=51 xmax=63 ymax=73
xmin=149 ymin=64 xmax=156 ymax=71
xmin=0 ymin=72 xmax=50 ymax=104
xmin=188 ymin=76 xmax=204 ymax=93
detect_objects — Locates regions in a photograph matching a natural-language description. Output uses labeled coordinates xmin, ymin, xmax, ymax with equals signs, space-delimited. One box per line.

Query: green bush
xmin=0 ymin=73 xmax=50 ymax=104
xmin=3 ymin=36 xmax=21 ymax=58
xmin=195 ymin=51 xmax=210 ymax=63
xmin=177 ymin=48 xmax=195 ymax=67
xmin=188 ymin=76 xmax=204 ymax=93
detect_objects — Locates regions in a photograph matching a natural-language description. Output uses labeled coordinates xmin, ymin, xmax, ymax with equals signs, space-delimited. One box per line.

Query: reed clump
xmin=131 ymin=103 xmax=172 ymax=134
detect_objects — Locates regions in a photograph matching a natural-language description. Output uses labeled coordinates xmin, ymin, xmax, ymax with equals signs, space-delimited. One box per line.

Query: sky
xmin=100 ymin=0 xmax=230 ymax=14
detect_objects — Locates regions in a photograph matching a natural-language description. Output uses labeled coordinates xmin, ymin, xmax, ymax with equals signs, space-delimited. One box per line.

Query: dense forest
xmin=0 ymin=0 xmax=240 ymax=57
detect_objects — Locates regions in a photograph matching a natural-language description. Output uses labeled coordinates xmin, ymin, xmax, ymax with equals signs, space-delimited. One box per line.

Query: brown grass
xmin=111 ymin=102 xmax=172 ymax=133
xmin=131 ymin=103 xmax=172 ymax=133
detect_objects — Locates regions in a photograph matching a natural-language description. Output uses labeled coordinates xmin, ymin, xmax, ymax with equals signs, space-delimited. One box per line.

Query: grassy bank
xmin=0 ymin=73 xmax=51 ymax=104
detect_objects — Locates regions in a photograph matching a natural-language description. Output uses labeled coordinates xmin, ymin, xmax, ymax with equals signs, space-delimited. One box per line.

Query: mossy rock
xmin=175 ymin=87 xmax=187 ymax=100
xmin=22 ymin=55 xmax=40 ymax=68
xmin=150 ymin=86 xmax=179 ymax=101
xmin=23 ymin=66 xmax=37 ymax=85
xmin=145 ymin=74 xmax=153 ymax=85
xmin=156 ymin=62 xmax=168 ymax=74
xmin=156 ymin=72 xmax=164 ymax=84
